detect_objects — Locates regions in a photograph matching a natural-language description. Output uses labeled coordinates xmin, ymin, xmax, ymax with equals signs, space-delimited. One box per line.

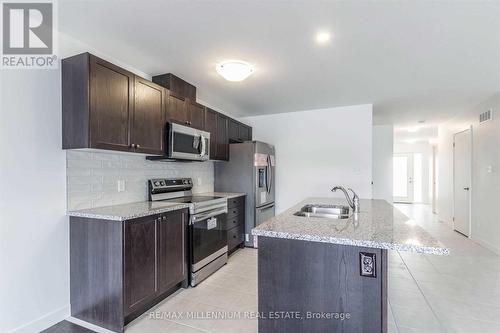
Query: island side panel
xmin=70 ymin=217 xmax=124 ymax=332
xmin=258 ymin=237 xmax=387 ymax=333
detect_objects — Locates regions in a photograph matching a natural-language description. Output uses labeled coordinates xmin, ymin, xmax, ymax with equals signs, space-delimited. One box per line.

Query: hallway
xmin=389 ymin=204 xmax=500 ymax=332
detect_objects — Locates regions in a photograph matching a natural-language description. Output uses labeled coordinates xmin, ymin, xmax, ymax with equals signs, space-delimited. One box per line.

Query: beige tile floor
xmin=126 ymin=204 xmax=500 ymax=333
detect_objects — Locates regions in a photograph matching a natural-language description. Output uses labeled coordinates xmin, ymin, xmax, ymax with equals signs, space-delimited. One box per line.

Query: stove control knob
xmin=183 ymin=179 xmax=188 ymax=184
xmin=159 ymin=181 xmax=165 ymax=186
xmin=154 ymin=181 xmax=160 ymax=186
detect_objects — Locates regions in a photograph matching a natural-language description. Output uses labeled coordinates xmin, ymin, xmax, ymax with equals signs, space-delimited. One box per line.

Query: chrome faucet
xmin=331 ymin=186 xmax=360 ymax=213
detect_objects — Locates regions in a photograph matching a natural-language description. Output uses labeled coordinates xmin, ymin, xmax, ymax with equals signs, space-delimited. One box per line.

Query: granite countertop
xmin=67 ymin=192 xmax=246 ymax=221
xmin=252 ymin=198 xmax=449 ymax=255
xmin=68 ymin=201 xmax=190 ymax=221
xmin=197 ymin=192 xmax=247 ymax=199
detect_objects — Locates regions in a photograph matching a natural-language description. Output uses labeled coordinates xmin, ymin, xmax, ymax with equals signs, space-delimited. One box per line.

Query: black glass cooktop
xmin=167 ymin=196 xmax=223 ymax=204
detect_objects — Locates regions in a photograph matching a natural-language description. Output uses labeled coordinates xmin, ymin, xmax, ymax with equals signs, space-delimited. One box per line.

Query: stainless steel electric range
xmin=149 ymin=178 xmax=228 ymax=286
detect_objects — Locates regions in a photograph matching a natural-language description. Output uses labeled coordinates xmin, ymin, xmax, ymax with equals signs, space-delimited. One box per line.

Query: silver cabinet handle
xmin=162 ymin=216 xmax=167 ymax=220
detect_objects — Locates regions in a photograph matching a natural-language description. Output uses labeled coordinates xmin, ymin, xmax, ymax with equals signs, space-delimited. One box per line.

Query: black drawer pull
xmin=233 ymin=235 xmax=237 ymax=239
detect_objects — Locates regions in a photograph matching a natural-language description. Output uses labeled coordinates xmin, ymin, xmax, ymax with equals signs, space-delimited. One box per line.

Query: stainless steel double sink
xmin=294 ymin=204 xmax=350 ymax=219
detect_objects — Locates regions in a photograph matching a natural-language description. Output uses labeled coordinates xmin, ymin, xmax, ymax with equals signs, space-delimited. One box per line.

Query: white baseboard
xmin=66 ymin=317 xmax=116 ymax=333
xmin=7 ymin=305 xmax=69 ymax=333
xmin=471 ymin=236 xmax=500 ymax=256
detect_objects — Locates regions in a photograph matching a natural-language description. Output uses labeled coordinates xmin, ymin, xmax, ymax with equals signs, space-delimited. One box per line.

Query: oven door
xmin=168 ymin=123 xmax=210 ymax=161
xmin=189 ymin=213 xmax=227 ymax=272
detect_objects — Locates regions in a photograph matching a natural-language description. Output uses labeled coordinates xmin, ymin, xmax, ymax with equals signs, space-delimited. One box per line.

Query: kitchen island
xmin=252 ymin=198 xmax=448 ymax=333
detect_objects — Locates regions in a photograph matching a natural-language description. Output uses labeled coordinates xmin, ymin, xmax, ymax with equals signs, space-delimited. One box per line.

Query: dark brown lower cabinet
xmin=258 ymin=237 xmax=388 ymax=333
xmin=70 ymin=208 xmax=188 ymax=333
xmin=157 ymin=209 xmax=185 ymax=294
xmin=124 ymin=216 xmax=157 ymax=315
xmin=223 ymin=195 xmax=246 ymax=253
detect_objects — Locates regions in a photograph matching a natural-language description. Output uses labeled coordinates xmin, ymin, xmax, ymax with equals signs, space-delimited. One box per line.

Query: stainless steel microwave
xmin=167 ymin=122 xmax=210 ymax=161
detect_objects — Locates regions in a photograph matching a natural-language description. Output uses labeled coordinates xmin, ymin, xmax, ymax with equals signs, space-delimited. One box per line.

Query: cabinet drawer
xmin=227 ymin=205 xmax=243 ymax=219
xmin=222 ymin=214 xmax=243 ymax=231
xmin=227 ymin=224 xmax=244 ymax=250
xmin=228 ymin=196 xmax=245 ymax=209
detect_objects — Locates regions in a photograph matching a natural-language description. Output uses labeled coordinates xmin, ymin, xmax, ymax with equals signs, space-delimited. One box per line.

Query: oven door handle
xmin=191 ymin=207 xmax=227 ymax=224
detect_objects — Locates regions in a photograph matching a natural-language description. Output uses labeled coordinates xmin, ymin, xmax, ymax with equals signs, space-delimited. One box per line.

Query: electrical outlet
xmin=117 ymin=179 xmax=125 ymax=192
xmin=359 ymin=252 xmax=376 ymax=278
xmin=245 ymin=234 xmax=250 ymax=242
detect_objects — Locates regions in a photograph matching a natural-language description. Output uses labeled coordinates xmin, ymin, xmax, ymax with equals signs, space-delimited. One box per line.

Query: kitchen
xmin=2 ymin=2 xmax=500 ymax=333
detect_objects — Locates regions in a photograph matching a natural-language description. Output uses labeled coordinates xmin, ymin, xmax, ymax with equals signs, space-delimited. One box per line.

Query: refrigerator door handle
xmin=266 ymin=155 xmax=271 ymax=194
xmin=257 ymin=202 xmax=275 ymax=211
xmin=269 ymin=156 xmax=273 ymax=194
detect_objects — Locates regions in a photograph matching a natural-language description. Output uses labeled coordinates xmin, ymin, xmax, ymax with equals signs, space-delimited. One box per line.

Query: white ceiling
xmin=59 ymin=0 xmax=500 ymax=125
xmin=394 ymin=125 xmax=438 ymax=145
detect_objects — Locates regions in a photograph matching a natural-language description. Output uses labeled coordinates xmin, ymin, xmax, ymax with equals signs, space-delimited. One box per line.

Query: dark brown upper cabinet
xmin=228 ymin=119 xmax=252 ymax=143
xmin=152 ymin=73 xmax=196 ymax=101
xmin=216 ymin=113 xmax=229 ymax=161
xmin=166 ymin=91 xmax=188 ymax=125
xmin=63 ymin=53 xmax=253 ymax=160
xmin=204 ymin=107 xmax=218 ymax=160
xmin=187 ymin=100 xmax=205 ymax=130
xmin=133 ymin=77 xmax=166 ymax=155
xmin=239 ymin=124 xmax=252 ymax=141
xmin=62 ymin=53 xmax=134 ymax=152
xmin=62 ymin=53 xmax=165 ymax=155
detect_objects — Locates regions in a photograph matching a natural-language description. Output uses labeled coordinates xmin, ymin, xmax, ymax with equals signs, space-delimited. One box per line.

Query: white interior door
xmin=453 ymin=129 xmax=471 ymax=236
xmin=393 ymin=153 xmax=414 ymax=203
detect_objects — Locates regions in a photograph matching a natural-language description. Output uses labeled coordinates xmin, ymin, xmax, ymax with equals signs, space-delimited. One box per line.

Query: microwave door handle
xmin=200 ymin=135 xmax=206 ymax=157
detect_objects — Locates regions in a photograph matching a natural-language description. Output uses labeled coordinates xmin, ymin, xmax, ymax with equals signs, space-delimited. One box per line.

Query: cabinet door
xmin=187 ymin=101 xmax=205 ymax=130
xmin=239 ymin=124 xmax=252 ymax=142
xmin=132 ymin=77 xmax=165 ymax=155
xmin=124 ymin=216 xmax=157 ymax=315
xmin=157 ymin=210 xmax=187 ymax=294
xmin=228 ymin=119 xmax=240 ymax=143
xmin=204 ymin=108 xmax=218 ymax=160
xmin=89 ymin=56 xmax=134 ymax=151
xmin=166 ymin=91 xmax=188 ymax=125
xmin=216 ymin=114 xmax=229 ymax=161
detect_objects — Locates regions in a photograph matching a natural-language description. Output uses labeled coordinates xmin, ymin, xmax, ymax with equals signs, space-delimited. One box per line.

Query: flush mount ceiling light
xmin=216 ymin=60 xmax=254 ymax=82
xmin=315 ymin=31 xmax=332 ymax=45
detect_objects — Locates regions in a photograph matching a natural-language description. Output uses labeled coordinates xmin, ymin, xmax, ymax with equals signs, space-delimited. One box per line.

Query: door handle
xmin=463 ymin=187 xmax=470 ymax=191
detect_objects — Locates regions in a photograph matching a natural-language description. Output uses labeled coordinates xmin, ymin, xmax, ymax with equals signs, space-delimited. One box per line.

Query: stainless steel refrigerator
xmin=215 ymin=141 xmax=275 ymax=247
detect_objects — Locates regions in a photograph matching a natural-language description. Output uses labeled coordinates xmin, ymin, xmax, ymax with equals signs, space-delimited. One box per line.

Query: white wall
xmin=372 ymin=125 xmax=394 ymax=203
xmin=394 ymin=142 xmax=434 ymax=204
xmin=242 ymin=104 xmax=373 ymax=213
xmin=438 ymin=92 xmax=500 ymax=254
xmin=66 ymin=151 xmax=214 ymax=211
xmin=0 ymin=70 xmax=68 ymax=332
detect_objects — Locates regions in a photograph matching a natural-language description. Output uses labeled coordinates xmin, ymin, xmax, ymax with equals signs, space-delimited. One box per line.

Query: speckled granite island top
xmin=252 ymin=198 xmax=449 ymax=255
xmin=68 ymin=201 xmax=190 ymax=221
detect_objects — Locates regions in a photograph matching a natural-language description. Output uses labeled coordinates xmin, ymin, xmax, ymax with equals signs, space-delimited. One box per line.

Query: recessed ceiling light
xmin=216 ymin=60 xmax=254 ymax=82
xmin=315 ymin=31 xmax=331 ymax=44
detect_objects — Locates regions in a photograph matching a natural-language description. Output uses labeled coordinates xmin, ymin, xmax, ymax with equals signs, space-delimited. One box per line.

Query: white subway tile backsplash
xmin=66 ymin=151 xmax=214 ymax=211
